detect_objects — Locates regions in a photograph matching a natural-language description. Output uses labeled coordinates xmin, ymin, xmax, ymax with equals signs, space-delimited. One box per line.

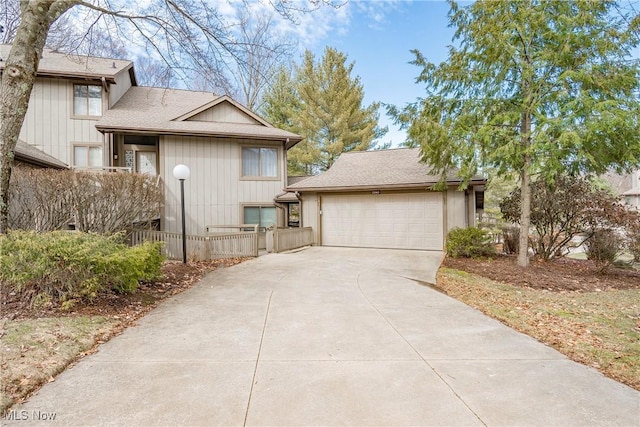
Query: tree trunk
xmin=517 ymin=159 xmax=531 ymax=267
xmin=0 ymin=0 xmax=77 ymax=233
xmin=517 ymin=105 xmax=532 ymax=267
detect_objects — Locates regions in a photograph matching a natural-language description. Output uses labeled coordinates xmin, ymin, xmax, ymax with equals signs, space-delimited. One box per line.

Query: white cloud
xmin=206 ymin=0 xmax=411 ymax=54
xmin=354 ymin=0 xmax=409 ymax=30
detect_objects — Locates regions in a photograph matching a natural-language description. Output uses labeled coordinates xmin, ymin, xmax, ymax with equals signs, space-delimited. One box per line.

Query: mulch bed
xmin=443 ymin=255 xmax=640 ymax=292
xmin=1 ymin=258 xmax=247 ymax=321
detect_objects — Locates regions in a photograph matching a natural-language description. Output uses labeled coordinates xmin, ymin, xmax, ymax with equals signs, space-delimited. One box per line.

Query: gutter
xmin=96 ymin=125 xmax=302 ymax=143
xmin=286 ymin=180 xmax=488 ymax=193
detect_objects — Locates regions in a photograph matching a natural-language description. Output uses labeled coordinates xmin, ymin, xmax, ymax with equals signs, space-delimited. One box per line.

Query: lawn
xmin=437 ymin=256 xmax=640 ymax=391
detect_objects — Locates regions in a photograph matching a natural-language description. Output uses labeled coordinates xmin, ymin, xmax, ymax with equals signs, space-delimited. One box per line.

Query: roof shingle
xmin=0 ymin=44 xmax=132 ymax=82
xmin=287 ymin=148 xmax=485 ymax=191
xmin=14 ymin=140 xmax=68 ymax=169
xmin=96 ymin=87 xmax=302 ymax=142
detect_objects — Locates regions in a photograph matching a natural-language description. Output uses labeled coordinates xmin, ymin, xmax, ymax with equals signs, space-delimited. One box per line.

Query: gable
xmin=185 ymin=101 xmax=261 ymax=125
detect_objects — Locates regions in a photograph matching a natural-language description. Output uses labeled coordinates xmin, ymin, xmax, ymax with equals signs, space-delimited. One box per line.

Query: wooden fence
xmin=266 ymin=227 xmax=314 ymax=253
xmin=131 ymin=229 xmax=258 ymax=260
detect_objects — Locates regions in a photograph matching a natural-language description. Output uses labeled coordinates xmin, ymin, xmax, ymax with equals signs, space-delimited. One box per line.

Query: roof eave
xmin=34 ymin=70 xmax=118 ymax=84
xmin=96 ymin=125 xmax=303 ymax=142
xmin=287 ymin=179 xmax=487 ymax=192
xmin=15 ymin=154 xmax=69 ymax=169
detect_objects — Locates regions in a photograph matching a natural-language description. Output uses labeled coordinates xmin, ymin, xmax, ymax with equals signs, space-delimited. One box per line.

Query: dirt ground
xmin=443 ymin=255 xmax=640 ymax=292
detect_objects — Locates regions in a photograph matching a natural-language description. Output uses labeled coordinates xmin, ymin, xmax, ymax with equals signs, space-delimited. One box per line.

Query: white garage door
xmin=321 ymin=192 xmax=443 ymax=250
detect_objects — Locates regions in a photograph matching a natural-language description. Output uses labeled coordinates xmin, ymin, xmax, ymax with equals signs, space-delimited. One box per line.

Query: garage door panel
xmin=321 ymin=193 xmax=443 ymax=250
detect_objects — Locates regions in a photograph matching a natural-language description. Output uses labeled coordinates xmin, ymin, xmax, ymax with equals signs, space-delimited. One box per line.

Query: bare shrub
xmin=8 ymin=166 xmax=74 ymax=231
xmin=585 ymin=229 xmax=625 ymax=273
xmin=71 ymin=172 xmax=163 ymax=233
xmin=501 ymin=226 xmax=519 ymax=254
xmin=500 ymin=175 xmax=640 ymax=261
xmin=8 ymin=168 xmax=163 ymax=233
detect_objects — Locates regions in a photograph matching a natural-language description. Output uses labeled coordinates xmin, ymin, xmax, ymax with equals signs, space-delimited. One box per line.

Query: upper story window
xmin=242 ymin=147 xmax=278 ymax=178
xmin=73 ymin=84 xmax=102 ymax=116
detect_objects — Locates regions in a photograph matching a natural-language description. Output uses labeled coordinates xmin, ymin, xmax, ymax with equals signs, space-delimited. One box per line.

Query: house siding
xmin=18 ymin=77 xmax=105 ymax=166
xmin=160 ymin=135 xmax=286 ymax=234
xmin=446 ymin=188 xmax=467 ymax=231
xmin=109 ymin=68 xmax=133 ymax=107
xmin=187 ymin=102 xmax=260 ymax=124
xmin=300 ymin=193 xmax=319 ymax=242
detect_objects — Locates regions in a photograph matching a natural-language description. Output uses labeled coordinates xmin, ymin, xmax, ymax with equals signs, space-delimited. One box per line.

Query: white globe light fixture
xmin=172 ymin=164 xmax=190 ymax=181
xmin=172 ymin=164 xmax=190 ymax=264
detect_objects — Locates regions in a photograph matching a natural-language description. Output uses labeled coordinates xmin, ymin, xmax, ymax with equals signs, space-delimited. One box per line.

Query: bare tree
xmin=0 ymin=0 xmax=21 ymax=44
xmin=232 ymin=9 xmax=297 ymax=110
xmin=0 ymin=0 xmax=343 ymax=233
xmin=134 ymin=55 xmax=175 ymax=88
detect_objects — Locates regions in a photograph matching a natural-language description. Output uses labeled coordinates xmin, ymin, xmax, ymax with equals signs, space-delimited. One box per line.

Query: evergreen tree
xmin=262 ymin=47 xmax=387 ymax=175
xmin=390 ymin=0 xmax=640 ymax=267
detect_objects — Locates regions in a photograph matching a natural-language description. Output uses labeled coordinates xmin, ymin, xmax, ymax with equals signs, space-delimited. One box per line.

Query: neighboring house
xmin=285 ymin=148 xmax=486 ymax=251
xmin=1 ymin=45 xmax=302 ymax=238
xmin=605 ymin=170 xmax=640 ymax=210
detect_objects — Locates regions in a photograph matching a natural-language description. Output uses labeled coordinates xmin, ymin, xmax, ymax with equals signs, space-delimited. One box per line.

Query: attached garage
xmin=320 ymin=192 xmax=443 ymax=250
xmin=286 ymin=148 xmax=486 ymax=251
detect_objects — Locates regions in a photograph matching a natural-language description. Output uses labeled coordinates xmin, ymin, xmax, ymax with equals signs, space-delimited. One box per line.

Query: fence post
xmin=266 ymin=227 xmax=274 ymax=253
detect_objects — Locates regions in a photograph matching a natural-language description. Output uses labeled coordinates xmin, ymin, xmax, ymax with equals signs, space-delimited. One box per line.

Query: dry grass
xmin=437 ymin=268 xmax=640 ymax=390
xmin=0 ymin=317 xmax=120 ymax=412
xmin=0 ymin=258 xmax=245 ymax=415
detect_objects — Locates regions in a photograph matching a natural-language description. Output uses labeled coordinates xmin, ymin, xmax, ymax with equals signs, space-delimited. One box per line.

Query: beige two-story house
xmin=1 ymin=45 xmax=302 ymax=237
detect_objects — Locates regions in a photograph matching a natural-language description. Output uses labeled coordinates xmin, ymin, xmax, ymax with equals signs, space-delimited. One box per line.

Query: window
xmin=73 ymin=145 xmax=102 ymax=168
xmin=242 ymin=147 xmax=278 ymax=178
xmin=244 ymin=206 xmax=277 ymax=231
xmin=136 ymin=152 xmax=157 ymax=175
xmin=73 ymin=84 xmax=102 ymax=116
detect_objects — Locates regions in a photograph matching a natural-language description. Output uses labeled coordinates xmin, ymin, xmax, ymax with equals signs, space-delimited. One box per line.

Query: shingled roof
xmin=287 ymin=148 xmax=486 ymax=191
xmin=0 ymin=44 xmax=133 ymax=84
xmin=96 ymin=87 xmax=302 ymax=146
xmin=14 ymin=140 xmax=68 ymax=169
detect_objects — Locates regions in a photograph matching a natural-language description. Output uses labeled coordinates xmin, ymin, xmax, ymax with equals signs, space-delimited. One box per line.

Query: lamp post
xmin=172 ymin=164 xmax=190 ymax=264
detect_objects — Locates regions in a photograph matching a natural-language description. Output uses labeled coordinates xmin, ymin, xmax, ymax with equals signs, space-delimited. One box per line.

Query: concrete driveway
xmin=5 ymin=247 xmax=639 ymax=426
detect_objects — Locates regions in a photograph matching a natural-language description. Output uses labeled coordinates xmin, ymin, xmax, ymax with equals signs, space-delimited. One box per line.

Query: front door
xmin=136 ymin=151 xmax=157 ymax=175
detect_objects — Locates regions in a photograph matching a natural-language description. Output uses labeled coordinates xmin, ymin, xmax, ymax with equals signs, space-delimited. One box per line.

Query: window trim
xmin=72 ymin=143 xmax=104 ymax=169
xmin=240 ymin=145 xmax=280 ymax=181
xmin=241 ymin=204 xmax=278 ymax=231
xmin=135 ymin=151 xmax=158 ymax=176
xmin=71 ymin=83 xmax=103 ymax=118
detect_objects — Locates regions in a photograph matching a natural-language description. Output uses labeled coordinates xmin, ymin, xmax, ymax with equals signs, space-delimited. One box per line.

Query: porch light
xmin=172 ymin=164 xmax=190 ymax=264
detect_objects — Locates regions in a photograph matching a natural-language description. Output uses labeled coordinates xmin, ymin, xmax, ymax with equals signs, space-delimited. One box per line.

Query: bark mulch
xmin=1 ymin=258 xmax=247 ymax=322
xmin=443 ymin=255 xmax=640 ymax=292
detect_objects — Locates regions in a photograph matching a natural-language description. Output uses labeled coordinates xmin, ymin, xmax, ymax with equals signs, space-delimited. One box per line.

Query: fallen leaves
xmin=437 ymin=261 xmax=640 ymax=392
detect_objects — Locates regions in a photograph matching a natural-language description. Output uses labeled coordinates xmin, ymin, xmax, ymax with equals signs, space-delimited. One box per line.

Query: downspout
xmin=464 ymin=189 xmax=470 ymax=228
xmin=295 ymin=191 xmax=302 ymax=227
xmin=273 ymin=191 xmax=288 ymax=228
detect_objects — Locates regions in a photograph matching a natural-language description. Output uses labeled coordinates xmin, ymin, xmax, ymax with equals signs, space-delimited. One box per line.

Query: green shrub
xmin=446 ymin=227 xmax=496 ymax=258
xmin=585 ymin=229 xmax=624 ymax=272
xmin=0 ymin=231 xmax=164 ymax=306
